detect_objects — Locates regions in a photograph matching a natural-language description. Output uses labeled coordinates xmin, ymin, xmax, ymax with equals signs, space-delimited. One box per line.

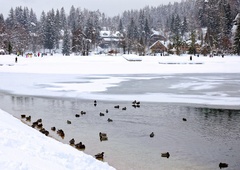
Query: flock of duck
xmin=20 ymin=99 xmax=229 ymax=169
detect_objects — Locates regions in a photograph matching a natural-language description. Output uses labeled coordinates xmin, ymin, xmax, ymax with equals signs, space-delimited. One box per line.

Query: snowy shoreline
xmin=0 ymin=107 xmax=115 ymax=170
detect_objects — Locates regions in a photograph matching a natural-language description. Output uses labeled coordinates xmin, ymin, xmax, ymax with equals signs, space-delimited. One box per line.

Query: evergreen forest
xmin=0 ymin=0 xmax=240 ymax=56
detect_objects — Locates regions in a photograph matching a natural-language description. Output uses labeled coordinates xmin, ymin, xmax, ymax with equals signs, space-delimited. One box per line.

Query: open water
xmin=0 ymin=93 xmax=240 ymax=170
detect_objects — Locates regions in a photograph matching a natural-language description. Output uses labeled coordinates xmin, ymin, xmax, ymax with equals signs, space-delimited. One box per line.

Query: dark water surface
xmin=0 ymin=93 xmax=240 ymax=170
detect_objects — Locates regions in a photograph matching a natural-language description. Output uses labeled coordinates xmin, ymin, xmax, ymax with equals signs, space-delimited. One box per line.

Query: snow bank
xmin=0 ymin=109 xmax=115 ymax=170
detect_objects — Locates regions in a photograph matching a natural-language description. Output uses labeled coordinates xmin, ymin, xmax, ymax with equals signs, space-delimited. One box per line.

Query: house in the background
xmin=149 ymin=29 xmax=167 ymax=45
xmin=149 ymin=40 xmax=168 ymax=55
xmin=98 ymin=28 xmax=123 ymax=51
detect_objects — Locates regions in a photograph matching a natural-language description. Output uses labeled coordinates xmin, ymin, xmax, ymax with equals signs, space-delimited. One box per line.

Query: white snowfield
xmin=0 ymin=53 xmax=240 ymax=170
xmin=0 ymin=109 xmax=115 ymax=170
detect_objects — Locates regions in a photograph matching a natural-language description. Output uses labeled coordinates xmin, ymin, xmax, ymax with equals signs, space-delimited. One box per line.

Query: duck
xmin=21 ymin=114 xmax=26 ymax=118
xmin=132 ymin=104 xmax=137 ymax=108
xmin=95 ymin=152 xmax=104 ymax=159
xmin=107 ymin=118 xmax=113 ymax=122
xmin=219 ymin=162 xmax=228 ymax=169
xmin=37 ymin=123 xmax=43 ymax=129
xmin=182 ymin=118 xmax=187 ymax=121
xmin=132 ymin=100 xmax=140 ymax=108
xmin=57 ymin=129 xmax=65 ymax=138
xmin=114 ymin=105 xmax=120 ymax=109
xmin=69 ymin=138 xmax=75 ymax=145
xmin=100 ymin=112 xmax=105 ymax=116
xmin=100 ymin=136 xmax=108 ymax=141
xmin=122 ymin=107 xmax=127 ymax=110
xmin=31 ymin=121 xmax=38 ymax=128
xmin=75 ymin=142 xmax=85 ymax=150
xmin=51 ymin=127 xmax=56 ymax=131
xmin=39 ymin=128 xmax=49 ymax=136
xmin=37 ymin=119 xmax=42 ymax=123
xmin=161 ymin=152 xmax=170 ymax=158
xmin=132 ymin=100 xmax=137 ymax=104
xmin=75 ymin=114 xmax=80 ymax=117
xmin=99 ymin=132 xmax=108 ymax=141
xmin=81 ymin=111 xmax=86 ymax=115
xmin=132 ymin=100 xmax=140 ymax=105
xmin=106 ymin=109 xmax=109 ymax=113
xmin=99 ymin=132 xmax=107 ymax=137
xmin=67 ymin=120 xmax=71 ymax=124
xmin=150 ymin=132 xmax=154 ymax=138
xmin=26 ymin=116 xmax=31 ymax=121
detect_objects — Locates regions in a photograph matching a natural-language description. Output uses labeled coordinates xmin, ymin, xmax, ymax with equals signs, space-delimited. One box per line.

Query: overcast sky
xmin=0 ymin=0 xmax=181 ymax=18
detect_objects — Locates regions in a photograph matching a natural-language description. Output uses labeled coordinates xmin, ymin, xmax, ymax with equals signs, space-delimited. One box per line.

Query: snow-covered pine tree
xmin=233 ymin=15 xmax=240 ymax=55
xmin=54 ymin=9 xmax=61 ymax=49
xmin=60 ymin=7 xmax=67 ymax=30
xmin=118 ymin=19 xmax=123 ymax=33
xmin=174 ymin=14 xmax=181 ymax=36
xmin=0 ymin=14 xmax=6 ymax=49
xmin=144 ymin=18 xmax=151 ymax=46
xmin=72 ymin=27 xmax=84 ymax=55
xmin=43 ymin=10 xmax=55 ymax=53
xmin=39 ymin=11 xmax=46 ymax=51
xmin=189 ymin=30 xmax=196 ymax=55
xmin=5 ymin=8 xmax=15 ymax=29
xmin=218 ymin=0 xmax=232 ymax=53
xmin=62 ymin=28 xmax=71 ymax=56
xmin=138 ymin=9 xmax=145 ymax=36
xmin=68 ymin=6 xmax=76 ymax=31
xmin=127 ymin=18 xmax=137 ymax=54
xmin=181 ymin=16 xmax=188 ymax=37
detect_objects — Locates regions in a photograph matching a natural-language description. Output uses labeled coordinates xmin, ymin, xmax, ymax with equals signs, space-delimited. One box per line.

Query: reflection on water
xmin=1 ymin=93 xmax=240 ymax=170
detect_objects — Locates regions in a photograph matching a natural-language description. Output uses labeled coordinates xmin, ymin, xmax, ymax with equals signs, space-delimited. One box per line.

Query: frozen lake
xmin=1 ymin=72 xmax=240 ymax=107
xmin=0 ymin=73 xmax=240 ymax=170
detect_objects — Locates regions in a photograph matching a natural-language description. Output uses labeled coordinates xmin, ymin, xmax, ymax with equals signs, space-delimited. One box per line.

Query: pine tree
xmin=85 ymin=17 xmax=93 ymax=40
xmin=173 ymin=34 xmax=182 ymax=55
xmin=127 ymin=18 xmax=136 ymax=53
xmin=138 ymin=9 xmax=145 ymax=35
xmin=68 ymin=6 xmax=76 ymax=31
xmin=39 ymin=11 xmax=46 ymax=50
xmin=118 ymin=19 xmax=123 ymax=33
xmin=144 ymin=18 xmax=151 ymax=45
xmin=8 ymin=41 xmax=12 ymax=54
xmin=43 ymin=10 xmax=55 ymax=52
xmin=72 ymin=27 xmax=84 ymax=54
xmin=225 ymin=3 xmax=232 ymax=36
xmin=181 ymin=16 xmax=188 ymax=37
xmin=54 ymin=9 xmax=61 ymax=49
xmin=22 ymin=7 xmax=30 ymax=30
xmin=5 ymin=8 xmax=15 ymax=29
xmin=174 ymin=14 xmax=181 ymax=36
xmin=233 ymin=16 xmax=240 ymax=55
xmin=196 ymin=0 xmax=208 ymax=27
xmin=170 ymin=14 xmax=175 ymax=34
xmin=62 ymin=28 xmax=71 ymax=56
xmin=0 ymin=14 xmax=6 ymax=49
xmin=189 ymin=30 xmax=197 ymax=55
xmin=60 ymin=7 xmax=67 ymax=30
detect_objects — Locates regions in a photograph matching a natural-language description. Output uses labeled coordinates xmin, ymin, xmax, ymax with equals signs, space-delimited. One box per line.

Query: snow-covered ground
xmin=0 ymin=53 xmax=240 ymax=169
xmin=0 ymin=109 xmax=115 ymax=170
